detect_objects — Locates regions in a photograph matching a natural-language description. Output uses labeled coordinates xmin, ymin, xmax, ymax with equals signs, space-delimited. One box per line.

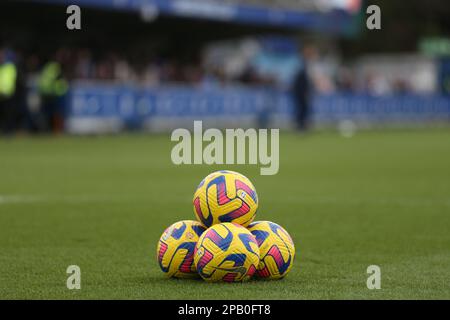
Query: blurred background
xmin=1 ymin=0 xmax=449 ymax=135
xmin=1 ymin=1 xmax=450 ymax=300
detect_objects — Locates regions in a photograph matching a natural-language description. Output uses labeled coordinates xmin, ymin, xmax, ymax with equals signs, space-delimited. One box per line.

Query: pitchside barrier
xmin=64 ymin=82 xmax=450 ymax=134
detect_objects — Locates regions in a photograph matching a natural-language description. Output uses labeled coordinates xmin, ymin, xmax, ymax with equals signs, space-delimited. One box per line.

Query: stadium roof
xmin=34 ymin=0 xmax=362 ymax=33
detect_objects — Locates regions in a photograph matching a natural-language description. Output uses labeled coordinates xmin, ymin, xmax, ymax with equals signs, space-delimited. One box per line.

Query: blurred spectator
xmin=0 ymin=47 xmax=18 ymax=134
xmin=336 ymin=66 xmax=355 ymax=93
xmin=291 ymin=46 xmax=313 ymax=131
xmin=37 ymin=50 xmax=69 ymax=133
xmin=74 ymin=48 xmax=94 ymax=79
xmin=363 ymin=72 xmax=392 ymax=96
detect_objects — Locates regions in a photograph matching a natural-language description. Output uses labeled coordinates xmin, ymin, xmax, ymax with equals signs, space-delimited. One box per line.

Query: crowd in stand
xmin=2 ymin=44 xmax=429 ymax=92
xmin=0 ymin=45 xmax=275 ymax=134
xmin=0 ymin=43 xmax=438 ymax=134
xmin=7 ymin=46 xmax=271 ymax=87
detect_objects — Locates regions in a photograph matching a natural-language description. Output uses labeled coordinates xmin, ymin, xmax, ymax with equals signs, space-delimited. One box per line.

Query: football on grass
xmin=194 ymin=222 xmax=260 ymax=282
xmin=248 ymin=221 xmax=295 ymax=279
xmin=157 ymin=220 xmax=206 ymax=278
xmin=193 ymin=170 xmax=258 ymax=227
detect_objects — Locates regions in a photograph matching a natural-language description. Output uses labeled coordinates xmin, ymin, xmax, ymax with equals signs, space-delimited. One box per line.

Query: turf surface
xmin=0 ymin=128 xmax=449 ymax=299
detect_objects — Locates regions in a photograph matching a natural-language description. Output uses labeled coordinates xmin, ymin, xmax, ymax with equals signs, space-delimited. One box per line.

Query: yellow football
xmin=193 ymin=170 xmax=258 ymax=227
xmin=247 ymin=221 xmax=295 ymax=279
xmin=157 ymin=220 xmax=206 ymax=278
xmin=194 ymin=222 xmax=260 ymax=282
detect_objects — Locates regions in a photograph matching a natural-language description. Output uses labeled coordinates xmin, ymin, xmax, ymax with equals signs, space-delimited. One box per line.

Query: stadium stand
xmin=0 ymin=0 xmax=449 ymax=134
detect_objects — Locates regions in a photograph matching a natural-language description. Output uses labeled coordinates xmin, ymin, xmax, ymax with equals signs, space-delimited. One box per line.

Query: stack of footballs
xmin=157 ymin=170 xmax=296 ymax=282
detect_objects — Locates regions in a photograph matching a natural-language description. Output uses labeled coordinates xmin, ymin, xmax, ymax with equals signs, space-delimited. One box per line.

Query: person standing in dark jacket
xmin=291 ymin=46 xmax=313 ymax=131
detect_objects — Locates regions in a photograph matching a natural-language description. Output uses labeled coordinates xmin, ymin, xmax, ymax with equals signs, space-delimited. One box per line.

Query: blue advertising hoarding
xmin=64 ymin=83 xmax=450 ymax=133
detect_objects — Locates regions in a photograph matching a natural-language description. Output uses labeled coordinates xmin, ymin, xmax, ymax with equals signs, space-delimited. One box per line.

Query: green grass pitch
xmin=0 ymin=128 xmax=449 ymax=299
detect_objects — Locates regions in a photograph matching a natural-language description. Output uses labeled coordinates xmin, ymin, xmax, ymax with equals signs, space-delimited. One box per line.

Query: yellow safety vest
xmin=38 ymin=62 xmax=68 ymax=97
xmin=0 ymin=62 xmax=17 ymax=98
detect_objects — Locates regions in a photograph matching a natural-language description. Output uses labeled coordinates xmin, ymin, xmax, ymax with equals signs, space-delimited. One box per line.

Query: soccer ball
xmin=194 ymin=222 xmax=260 ymax=282
xmin=247 ymin=221 xmax=295 ymax=279
xmin=157 ymin=220 xmax=207 ymax=278
xmin=193 ymin=170 xmax=258 ymax=228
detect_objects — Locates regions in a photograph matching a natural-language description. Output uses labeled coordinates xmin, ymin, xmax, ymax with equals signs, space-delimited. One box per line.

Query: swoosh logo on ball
xmin=212 ymin=266 xmax=248 ymax=277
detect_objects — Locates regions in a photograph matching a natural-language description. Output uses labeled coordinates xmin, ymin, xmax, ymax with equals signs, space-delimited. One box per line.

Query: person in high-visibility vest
xmin=0 ymin=48 xmax=18 ymax=133
xmin=38 ymin=62 xmax=68 ymax=98
xmin=37 ymin=57 xmax=68 ymax=132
